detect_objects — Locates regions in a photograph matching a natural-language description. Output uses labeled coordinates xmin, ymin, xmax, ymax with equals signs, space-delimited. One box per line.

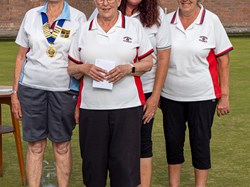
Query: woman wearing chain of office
xmin=11 ymin=0 xmax=86 ymax=186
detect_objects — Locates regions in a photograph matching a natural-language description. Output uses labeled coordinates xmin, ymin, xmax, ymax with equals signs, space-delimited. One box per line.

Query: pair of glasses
xmin=96 ymin=0 xmax=116 ymax=4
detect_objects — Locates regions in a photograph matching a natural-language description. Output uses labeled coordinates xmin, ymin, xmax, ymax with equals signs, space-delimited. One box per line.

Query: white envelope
xmin=93 ymin=59 xmax=116 ymax=90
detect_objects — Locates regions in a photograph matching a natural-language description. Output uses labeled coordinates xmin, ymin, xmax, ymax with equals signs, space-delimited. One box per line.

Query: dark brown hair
xmin=119 ymin=0 xmax=160 ymax=27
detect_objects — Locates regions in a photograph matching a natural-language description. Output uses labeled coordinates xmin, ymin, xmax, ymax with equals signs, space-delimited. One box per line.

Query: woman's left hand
xmin=143 ymin=96 xmax=159 ymax=124
xmin=217 ymin=95 xmax=230 ymax=117
xmin=106 ymin=64 xmax=131 ymax=83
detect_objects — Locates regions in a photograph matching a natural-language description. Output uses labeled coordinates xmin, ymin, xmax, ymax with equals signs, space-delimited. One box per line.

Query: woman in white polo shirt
xmin=119 ymin=0 xmax=171 ymax=186
xmin=11 ymin=0 xmax=86 ymax=186
xmin=88 ymin=1 xmax=171 ymax=186
xmin=68 ymin=0 xmax=153 ymax=186
xmin=161 ymin=0 xmax=233 ymax=186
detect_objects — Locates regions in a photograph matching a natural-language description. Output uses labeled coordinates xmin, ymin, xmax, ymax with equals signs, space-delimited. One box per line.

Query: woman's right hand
xmin=74 ymin=105 xmax=79 ymax=124
xmin=11 ymin=94 xmax=22 ymax=119
xmin=82 ymin=64 xmax=107 ymax=82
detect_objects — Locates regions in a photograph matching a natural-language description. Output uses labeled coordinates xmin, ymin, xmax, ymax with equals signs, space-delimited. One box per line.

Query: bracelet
xmin=11 ymin=90 xmax=17 ymax=94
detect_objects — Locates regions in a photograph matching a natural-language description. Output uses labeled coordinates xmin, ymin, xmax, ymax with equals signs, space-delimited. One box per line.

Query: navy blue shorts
xmin=79 ymin=106 xmax=143 ymax=187
xmin=160 ymin=97 xmax=217 ymax=169
xmin=18 ymin=84 xmax=78 ymax=142
xmin=141 ymin=92 xmax=154 ymax=158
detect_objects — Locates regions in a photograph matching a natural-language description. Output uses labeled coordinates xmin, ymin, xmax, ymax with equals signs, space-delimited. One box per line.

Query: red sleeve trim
xmin=138 ymin=49 xmax=154 ymax=60
xmin=68 ymin=55 xmax=82 ymax=64
xmin=215 ymin=47 xmax=234 ymax=57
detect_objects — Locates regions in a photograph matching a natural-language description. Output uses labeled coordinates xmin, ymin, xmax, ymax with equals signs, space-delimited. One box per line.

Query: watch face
xmin=132 ymin=66 xmax=135 ymax=73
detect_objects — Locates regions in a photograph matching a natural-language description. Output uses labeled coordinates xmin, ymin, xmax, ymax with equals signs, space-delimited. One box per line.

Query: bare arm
xmin=132 ymin=54 xmax=153 ymax=76
xmin=143 ymin=48 xmax=171 ymax=124
xmin=216 ymin=53 xmax=230 ymax=117
xmin=11 ymin=46 xmax=29 ymax=119
xmin=68 ymin=61 xmax=85 ymax=80
xmin=68 ymin=60 xmax=107 ymax=81
xmin=106 ymin=54 xmax=153 ymax=83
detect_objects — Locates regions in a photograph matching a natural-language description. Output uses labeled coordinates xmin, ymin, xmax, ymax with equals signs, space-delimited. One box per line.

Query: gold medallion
xmin=47 ymin=45 xmax=57 ymax=58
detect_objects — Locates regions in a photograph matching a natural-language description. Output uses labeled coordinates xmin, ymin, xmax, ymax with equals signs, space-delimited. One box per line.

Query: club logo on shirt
xmin=60 ymin=29 xmax=71 ymax=38
xmin=123 ymin=36 xmax=132 ymax=43
xmin=199 ymin=36 xmax=208 ymax=43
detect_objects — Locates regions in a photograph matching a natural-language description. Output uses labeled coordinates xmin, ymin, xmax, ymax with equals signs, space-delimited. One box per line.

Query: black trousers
xmin=160 ymin=97 xmax=217 ymax=169
xmin=79 ymin=106 xmax=143 ymax=187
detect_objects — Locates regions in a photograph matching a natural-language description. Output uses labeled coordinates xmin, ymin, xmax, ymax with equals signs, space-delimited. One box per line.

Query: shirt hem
xmin=79 ymin=104 xmax=143 ymax=110
xmin=160 ymin=93 xmax=217 ymax=102
xmin=19 ymin=83 xmax=70 ymax=92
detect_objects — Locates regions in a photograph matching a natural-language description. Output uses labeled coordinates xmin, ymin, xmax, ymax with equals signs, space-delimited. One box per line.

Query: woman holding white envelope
xmin=68 ymin=0 xmax=153 ymax=186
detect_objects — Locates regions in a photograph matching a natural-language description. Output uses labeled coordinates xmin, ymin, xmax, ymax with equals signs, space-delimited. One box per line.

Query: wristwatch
xmin=130 ymin=64 xmax=135 ymax=74
xmin=11 ymin=90 xmax=17 ymax=94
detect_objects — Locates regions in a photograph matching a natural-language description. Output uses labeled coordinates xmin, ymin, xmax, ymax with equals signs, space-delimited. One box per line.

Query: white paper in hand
xmin=93 ymin=59 xmax=116 ymax=90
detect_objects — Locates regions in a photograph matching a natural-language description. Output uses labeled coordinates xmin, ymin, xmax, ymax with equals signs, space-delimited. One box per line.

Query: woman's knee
xmin=28 ymin=139 xmax=47 ymax=154
xmin=53 ymin=141 xmax=70 ymax=155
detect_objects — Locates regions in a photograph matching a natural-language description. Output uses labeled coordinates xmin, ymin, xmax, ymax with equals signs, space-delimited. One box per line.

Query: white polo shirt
xmin=16 ymin=1 xmax=86 ymax=91
xmin=88 ymin=7 xmax=172 ymax=93
xmin=161 ymin=5 xmax=233 ymax=101
xmin=132 ymin=7 xmax=171 ymax=93
xmin=69 ymin=11 xmax=154 ymax=110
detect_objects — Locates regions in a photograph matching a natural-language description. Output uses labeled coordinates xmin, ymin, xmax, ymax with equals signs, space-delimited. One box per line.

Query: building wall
xmin=0 ymin=0 xmax=249 ymax=38
xmin=158 ymin=0 xmax=250 ymax=28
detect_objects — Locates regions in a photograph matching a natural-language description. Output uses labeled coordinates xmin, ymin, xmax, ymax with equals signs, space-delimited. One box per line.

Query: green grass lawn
xmin=0 ymin=37 xmax=249 ymax=186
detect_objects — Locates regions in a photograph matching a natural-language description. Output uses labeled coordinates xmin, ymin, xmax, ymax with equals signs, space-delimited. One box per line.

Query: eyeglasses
xmin=96 ymin=0 xmax=116 ymax=4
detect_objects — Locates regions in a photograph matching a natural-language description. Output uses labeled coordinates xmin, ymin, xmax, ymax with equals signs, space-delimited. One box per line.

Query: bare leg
xmin=26 ymin=139 xmax=47 ymax=187
xmin=168 ymin=164 xmax=182 ymax=187
xmin=53 ymin=141 xmax=72 ymax=187
xmin=195 ymin=169 xmax=208 ymax=187
xmin=138 ymin=157 xmax=152 ymax=187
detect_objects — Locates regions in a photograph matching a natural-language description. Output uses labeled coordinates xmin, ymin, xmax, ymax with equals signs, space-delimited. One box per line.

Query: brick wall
xmin=158 ymin=0 xmax=250 ymax=27
xmin=0 ymin=0 xmax=95 ymax=38
xmin=0 ymin=0 xmax=249 ymax=38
